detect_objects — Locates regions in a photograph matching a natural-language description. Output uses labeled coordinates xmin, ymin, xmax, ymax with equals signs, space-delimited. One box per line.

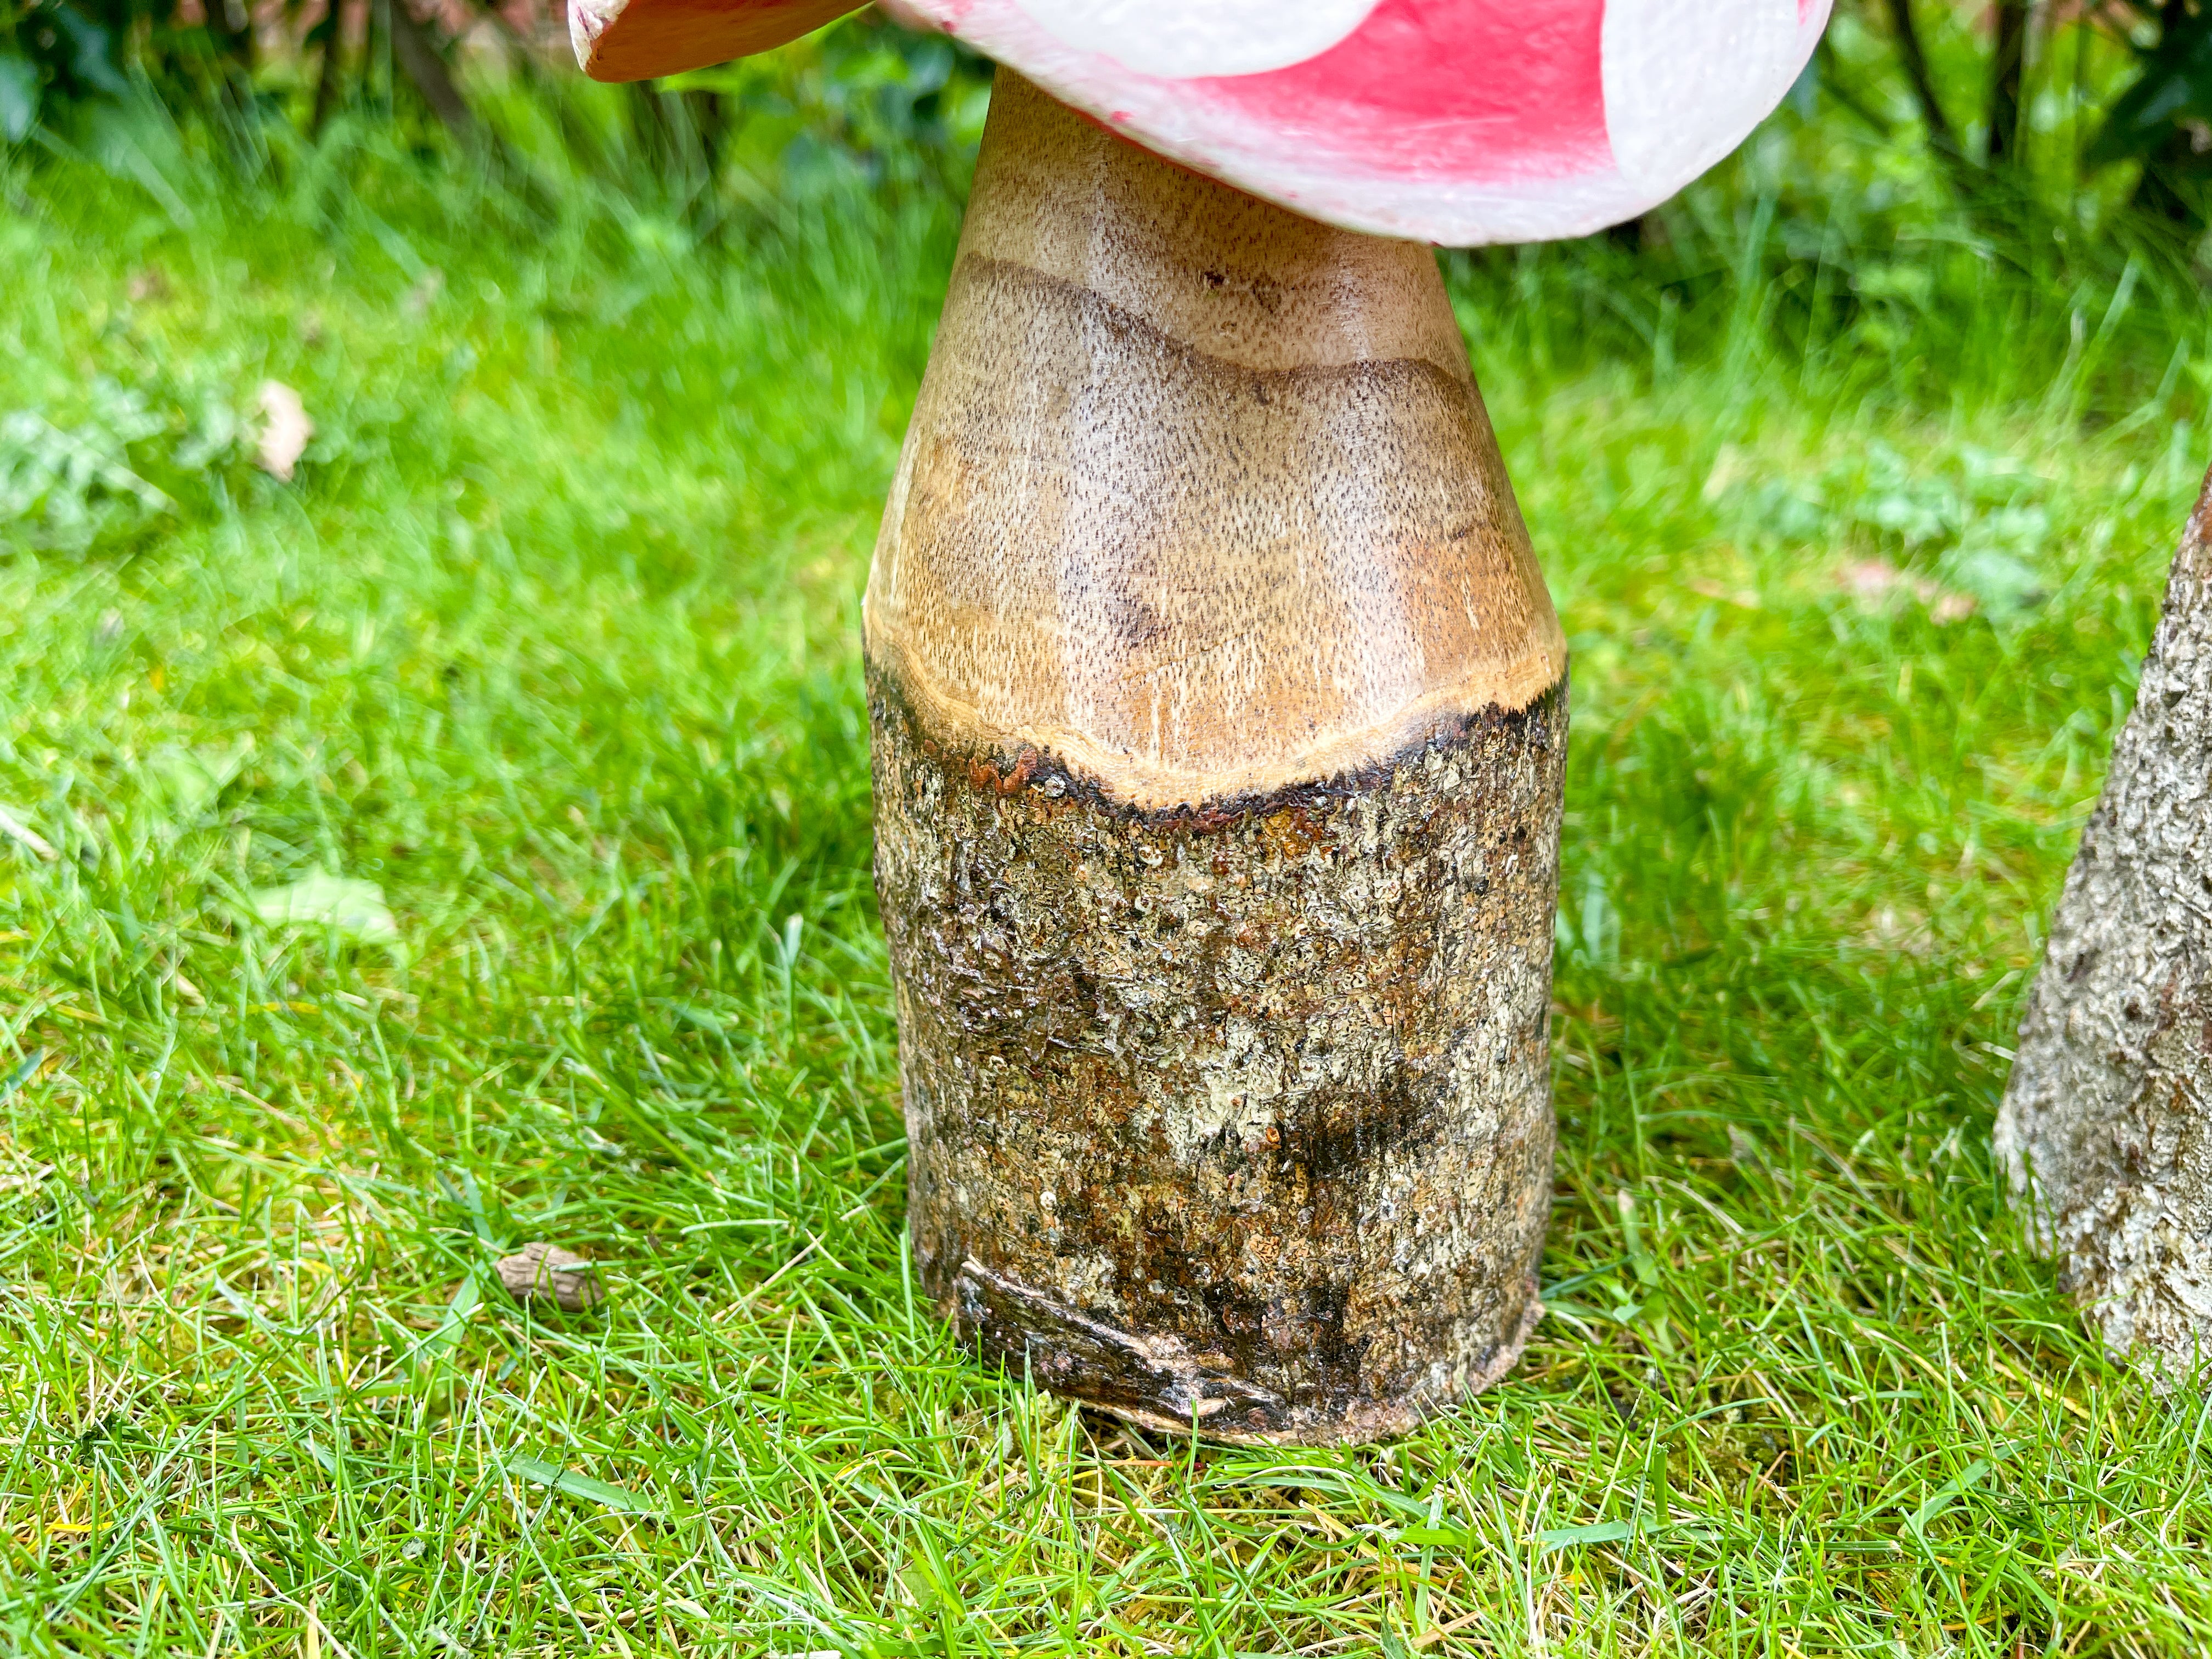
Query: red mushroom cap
xmin=572 ymin=0 xmax=1831 ymax=246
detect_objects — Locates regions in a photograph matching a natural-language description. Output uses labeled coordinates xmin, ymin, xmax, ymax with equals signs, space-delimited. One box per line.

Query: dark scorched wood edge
xmin=868 ymin=665 xmax=1567 ymax=1446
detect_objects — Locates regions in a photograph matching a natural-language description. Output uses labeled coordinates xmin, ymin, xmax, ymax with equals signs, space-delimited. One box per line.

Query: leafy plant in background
xmin=0 ymin=0 xmax=504 ymax=153
xmin=0 ymin=389 xmax=178 ymax=549
xmin=1734 ymin=442 xmax=2058 ymax=622
xmin=665 ymin=18 xmax=988 ymax=189
xmin=0 ymin=0 xmax=988 ymax=192
xmin=1852 ymin=0 xmax=2212 ymax=231
xmin=2087 ymin=0 xmax=2212 ymax=223
xmin=598 ymin=14 xmax=989 ymax=227
xmin=0 ymin=0 xmax=304 ymax=142
xmin=0 ymin=0 xmax=129 ymax=142
xmin=0 ymin=371 xmax=281 ymax=553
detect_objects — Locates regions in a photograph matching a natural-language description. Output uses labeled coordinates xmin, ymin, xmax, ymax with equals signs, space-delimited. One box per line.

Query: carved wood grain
xmin=865 ymin=70 xmax=1565 ymax=813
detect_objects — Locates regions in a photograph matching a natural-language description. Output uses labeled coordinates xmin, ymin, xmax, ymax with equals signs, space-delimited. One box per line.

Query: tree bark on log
xmin=867 ymin=71 xmax=1567 ymax=1444
xmin=1996 ymin=465 xmax=2212 ymax=1373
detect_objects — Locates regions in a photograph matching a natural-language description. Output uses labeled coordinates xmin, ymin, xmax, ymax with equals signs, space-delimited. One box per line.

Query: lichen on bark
xmin=870 ymin=668 xmax=1566 ymax=1444
xmin=1997 ymin=469 xmax=2212 ymax=1373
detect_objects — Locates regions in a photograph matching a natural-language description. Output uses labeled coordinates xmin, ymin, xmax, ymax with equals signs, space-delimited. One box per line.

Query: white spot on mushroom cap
xmin=1601 ymin=0 xmax=1808 ymax=193
xmin=1009 ymin=0 xmax=1379 ymax=80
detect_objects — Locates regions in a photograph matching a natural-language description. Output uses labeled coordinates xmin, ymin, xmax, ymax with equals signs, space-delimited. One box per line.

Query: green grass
xmin=4 ymin=110 xmax=2212 ymax=1657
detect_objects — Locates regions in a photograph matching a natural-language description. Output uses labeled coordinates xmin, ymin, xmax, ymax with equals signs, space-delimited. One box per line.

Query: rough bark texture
xmin=872 ymin=675 xmax=1564 ymax=1444
xmin=1996 ymin=467 xmax=2212 ymax=1372
xmin=864 ymin=72 xmax=1568 ymax=1442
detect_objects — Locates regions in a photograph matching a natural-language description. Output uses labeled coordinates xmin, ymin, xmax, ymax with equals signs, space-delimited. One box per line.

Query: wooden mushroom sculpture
xmin=574 ymin=0 xmax=1827 ymax=1443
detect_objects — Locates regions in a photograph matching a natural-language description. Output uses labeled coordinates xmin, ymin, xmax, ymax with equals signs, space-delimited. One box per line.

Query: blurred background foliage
xmin=2 ymin=2 xmax=2211 ymax=219
xmin=4 ymin=0 xmax=2212 ymax=450
xmin=3 ymin=3 xmax=2212 ymax=408
xmin=0 ymin=0 xmax=991 ymax=194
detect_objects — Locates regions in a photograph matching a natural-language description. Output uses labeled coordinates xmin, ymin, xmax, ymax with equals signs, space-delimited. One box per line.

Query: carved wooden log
xmin=865 ymin=72 xmax=1568 ymax=1445
xmin=567 ymin=0 xmax=1821 ymax=1447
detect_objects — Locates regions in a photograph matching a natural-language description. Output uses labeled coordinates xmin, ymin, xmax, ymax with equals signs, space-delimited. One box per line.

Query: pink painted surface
xmin=1192 ymin=0 xmax=1612 ymax=187
xmin=577 ymin=0 xmax=1833 ymax=245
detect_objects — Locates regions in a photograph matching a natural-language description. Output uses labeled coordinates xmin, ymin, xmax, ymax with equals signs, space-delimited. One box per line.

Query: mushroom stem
xmin=867 ymin=71 xmax=1567 ymax=1445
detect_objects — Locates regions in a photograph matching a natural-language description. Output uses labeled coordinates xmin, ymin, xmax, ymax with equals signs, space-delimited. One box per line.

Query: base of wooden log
xmin=872 ymin=673 xmax=1564 ymax=1445
xmin=863 ymin=70 xmax=1568 ymax=1444
xmin=952 ymin=1259 xmax=1544 ymax=1446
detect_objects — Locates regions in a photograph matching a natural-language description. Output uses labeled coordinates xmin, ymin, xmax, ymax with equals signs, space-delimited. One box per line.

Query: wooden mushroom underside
xmin=867 ymin=75 xmax=1567 ymax=1444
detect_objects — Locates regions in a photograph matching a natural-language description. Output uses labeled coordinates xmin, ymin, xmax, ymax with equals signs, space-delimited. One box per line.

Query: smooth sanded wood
xmin=867 ymin=71 xmax=1567 ymax=1444
xmin=865 ymin=71 xmax=1566 ymax=816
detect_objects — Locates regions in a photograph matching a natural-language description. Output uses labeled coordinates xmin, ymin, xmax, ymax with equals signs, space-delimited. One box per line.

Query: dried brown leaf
xmin=255 ymin=380 xmax=313 ymax=482
xmin=495 ymin=1242 xmax=604 ymax=1311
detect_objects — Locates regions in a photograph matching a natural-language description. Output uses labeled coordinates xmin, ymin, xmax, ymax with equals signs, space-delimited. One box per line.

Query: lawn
xmin=4 ymin=103 xmax=2212 ymax=1656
